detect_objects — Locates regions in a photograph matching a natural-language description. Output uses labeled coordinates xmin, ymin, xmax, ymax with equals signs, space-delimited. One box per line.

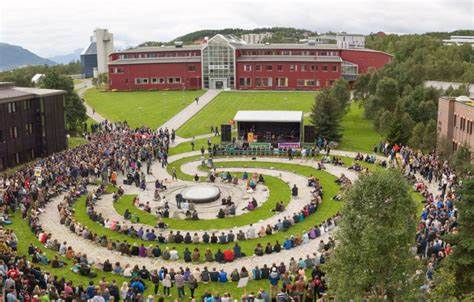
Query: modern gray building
xmin=80 ymin=28 xmax=114 ymax=78
xmin=80 ymin=40 xmax=97 ymax=78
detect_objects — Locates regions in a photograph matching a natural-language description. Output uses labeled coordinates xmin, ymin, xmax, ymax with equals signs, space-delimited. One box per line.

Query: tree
xmin=325 ymin=169 xmax=421 ymax=301
xmin=431 ymin=177 xmax=474 ymax=301
xmin=330 ymin=78 xmax=351 ymax=117
xmin=408 ymin=122 xmax=425 ymax=150
xmin=310 ymin=89 xmax=342 ymax=142
xmin=387 ymin=110 xmax=414 ymax=145
xmin=422 ymin=119 xmax=437 ymax=152
xmin=375 ymin=77 xmax=399 ymax=111
xmin=451 ymin=146 xmax=472 ymax=177
xmin=40 ymin=71 xmax=87 ymax=134
xmin=353 ymin=72 xmax=371 ymax=100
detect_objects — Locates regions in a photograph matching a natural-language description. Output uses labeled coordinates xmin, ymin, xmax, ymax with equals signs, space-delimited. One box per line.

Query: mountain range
xmin=0 ymin=43 xmax=56 ymax=71
xmin=0 ymin=43 xmax=83 ymax=71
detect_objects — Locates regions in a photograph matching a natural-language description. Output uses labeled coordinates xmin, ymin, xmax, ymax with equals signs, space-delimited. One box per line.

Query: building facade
xmin=80 ymin=28 xmax=114 ymax=78
xmin=108 ymin=34 xmax=391 ymax=91
xmin=437 ymin=96 xmax=474 ymax=153
xmin=241 ymin=32 xmax=273 ymax=44
xmin=0 ymin=82 xmax=67 ymax=171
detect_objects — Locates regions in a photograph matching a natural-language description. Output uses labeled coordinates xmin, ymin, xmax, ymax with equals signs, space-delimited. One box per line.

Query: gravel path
xmin=36 ymin=150 xmax=440 ymax=274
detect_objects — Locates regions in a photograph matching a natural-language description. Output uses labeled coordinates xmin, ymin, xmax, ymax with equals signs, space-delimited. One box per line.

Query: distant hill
xmin=0 ymin=42 xmax=55 ymax=71
xmin=48 ymin=48 xmax=83 ymax=64
xmin=138 ymin=27 xmax=317 ymax=47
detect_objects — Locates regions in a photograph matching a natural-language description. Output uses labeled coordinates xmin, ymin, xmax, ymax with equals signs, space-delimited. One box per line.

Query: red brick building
xmin=108 ymin=34 xmax=391 ymax=91
xmin=437 ymin=95 xmax=474 ymax=152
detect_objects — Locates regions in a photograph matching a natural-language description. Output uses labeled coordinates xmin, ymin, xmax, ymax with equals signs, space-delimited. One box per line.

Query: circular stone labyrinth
xmin=36 ymin=151 xmax=392 ymax=280
xmin=137 ymin=181 xmax=269 ymax=219
xmin=181 ymin=184 xmax=221 ymax=203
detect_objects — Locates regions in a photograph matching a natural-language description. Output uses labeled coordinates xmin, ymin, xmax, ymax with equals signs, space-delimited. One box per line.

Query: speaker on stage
xmin=304 ymin=125 xmax=315 ymax=143
xmin=221 ymin=124 xmax=231 ymax=142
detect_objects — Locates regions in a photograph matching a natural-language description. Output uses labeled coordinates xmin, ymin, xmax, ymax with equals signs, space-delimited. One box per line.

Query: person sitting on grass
xmin=272 ymin=201 xmax=285 ymax=212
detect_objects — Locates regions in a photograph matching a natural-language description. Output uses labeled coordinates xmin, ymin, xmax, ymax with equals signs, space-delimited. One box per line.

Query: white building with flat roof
xmin=319 ymin=33 xmax=365 ymax=48
xmin=241 ymin=32 xmax=273 ymax=44
xmin=443 ymin=36 xmax=474 ymax=48
xmin=94 ymin=28 xmax=114 ymax=75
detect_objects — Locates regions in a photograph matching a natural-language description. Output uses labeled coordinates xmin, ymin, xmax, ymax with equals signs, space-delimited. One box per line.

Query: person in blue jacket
xmin=218 ymin=269 xmax=228 ymax=283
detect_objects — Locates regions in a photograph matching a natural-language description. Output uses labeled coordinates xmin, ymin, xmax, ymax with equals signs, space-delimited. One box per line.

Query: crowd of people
xmin=0 ymin=115 xmax=463 ymax=301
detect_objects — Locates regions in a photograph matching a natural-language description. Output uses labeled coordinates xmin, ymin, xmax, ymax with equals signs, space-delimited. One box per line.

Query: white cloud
xmin=0 ymin=0 xmax=472 ymax=57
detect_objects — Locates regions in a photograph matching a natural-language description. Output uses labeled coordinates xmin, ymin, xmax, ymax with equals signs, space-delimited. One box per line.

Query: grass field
xmin=73 ymin=160 xmax=340 ymax=258
xmin=114 ymin=174 xmax=291 ymax=230
xmin=67 ymin=136 xmax=88 ymax=148
xmin=338 ymin=102 xmax=382 ymax=153
xmin=83 ymin=88 xmax=205 ymax=128
xmin=176 ymin=91 xmax=317 ymax=138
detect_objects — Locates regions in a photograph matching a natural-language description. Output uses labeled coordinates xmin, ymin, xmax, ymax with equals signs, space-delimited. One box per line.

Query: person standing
xmin=195 ymin=97 xmax=199 ymax=104
xmin=187 ymin=274 xmax=198 ymax=299
xmin=175 ymin=271 xmax=185 ymax=298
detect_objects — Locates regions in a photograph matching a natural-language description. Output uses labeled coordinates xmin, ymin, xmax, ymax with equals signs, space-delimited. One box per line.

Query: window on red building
xmin=332 ymin=65 xmax=338 ymax=72
xmin=187 ymin=65 xmax=197 ymax=72
xmin=266 ymin=65 xmax=273 ymax=71
xmin=301 ymin=65 xmax=307 ymax=72
xmin=276 ymin=77 xmax=288 ymax=87
xmin=244 ymin=65 xmax=252 ymax=72
xmin=239 ymin=78 xmax=251 ymax=86
xmin=277 ymin=65 xmax=283 ymax=71
xmin=256 ymin=65 xmax=261 ymax=71
xmin=290 ymin=65 xmax=296 ymax=72
xmin=322 ymin=65 xmax=328 ymax=72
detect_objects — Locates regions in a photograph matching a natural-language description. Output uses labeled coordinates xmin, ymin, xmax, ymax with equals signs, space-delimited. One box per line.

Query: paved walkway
xmin=160 ymin=89 xmax=221 ymax=132
xmin=36 ymin=150 xmax=441 ymax=273
xmin=74 ymin=79 xmax=106 ymax=123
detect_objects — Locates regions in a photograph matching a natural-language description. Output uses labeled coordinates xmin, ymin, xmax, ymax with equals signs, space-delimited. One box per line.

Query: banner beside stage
xmin=278 ymin=142 xmax=301 ymax=149
xmin=249 ymin=142 xmax=272 ymax=148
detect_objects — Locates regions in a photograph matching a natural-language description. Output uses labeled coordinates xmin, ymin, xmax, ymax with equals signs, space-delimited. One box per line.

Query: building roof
xmin=109 ymin=57 xmax=201 ymax=65
xmin=81 ymin=41 xmax=97 ymax=55
xmin=234 ymin=110 xmax=303 ymax=123
xmin=0 ymin=82 xmax=65 ymax=103
xmin=237 ymin=55 xmax=342 ymax=63
xmin=112 ymin=44 xmax=201 ymax=54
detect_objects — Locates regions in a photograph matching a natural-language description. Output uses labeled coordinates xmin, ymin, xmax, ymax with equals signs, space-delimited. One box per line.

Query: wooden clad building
xmin=0 ymin=82 xmax=67 ymax=171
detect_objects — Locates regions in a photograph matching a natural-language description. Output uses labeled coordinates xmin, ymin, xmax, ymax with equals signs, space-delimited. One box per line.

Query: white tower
xmin=94 ymin=28 xmax=114 ymax=75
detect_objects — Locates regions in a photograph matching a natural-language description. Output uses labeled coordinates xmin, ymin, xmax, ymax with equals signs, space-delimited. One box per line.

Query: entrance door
xmin=210 ymin=78 xmax=227 ymax=89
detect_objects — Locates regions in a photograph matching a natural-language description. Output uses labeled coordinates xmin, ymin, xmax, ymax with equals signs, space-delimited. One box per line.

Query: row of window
xmin=134 ymin=77 xmax=182 ymax=85
xmin=0 ymin=123 xmax=34 ymax=142
xmin=240 ymin=50 xmax=339 ymax=56
xmin=111 ymin=65 xmax=197 ymax=75
xmin=0 ymin=148 xmax=35 ymax=170
xmin=454 ymin=114 xmax=473 ymax=135
xmin=239 ymin=77 xmax=333 ymax=87
xmin=117 ymin=51 xmax=200 ymax=60
xmin=243 ymin=64 xmax=338 ymax=72
xmin=6 ymin=100 xmax=33 ymax=114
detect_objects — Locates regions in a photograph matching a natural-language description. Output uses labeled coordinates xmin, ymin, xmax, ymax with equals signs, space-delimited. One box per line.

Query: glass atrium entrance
xmin=201 ymin=35 xmax=236 ymax=89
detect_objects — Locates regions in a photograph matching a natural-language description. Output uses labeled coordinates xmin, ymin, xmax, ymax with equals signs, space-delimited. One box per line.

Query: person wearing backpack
xmin=187 ymin=274 xmax=198 ymax=299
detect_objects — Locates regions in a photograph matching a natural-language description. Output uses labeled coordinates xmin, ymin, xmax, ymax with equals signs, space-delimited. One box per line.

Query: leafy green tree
xmin=387 ymin=106 xmax=414 ymax=145
xmin=408 ymin=122 xmax=425 ymax=150
xmin=353 ymin=72 xmax=371 ymax=100
xmin=375 ymin=77 xmax=399 ymax=111
xmin=330 ymin=78 xmax=351 ymax=117
xmin=422 ymin=119 xmax=437 ymax=152
xmin=451 ymin=146 xmax=472 ymax=176
xmin=310 ymin=89 xmax=342 ymax=142
xmin=40 ymin=71 xmax=86 ymax=134
xmin=325 ymin=169 xmax=420 ymax=301
xmin=431 ymin=177 xmax=474 ymax=301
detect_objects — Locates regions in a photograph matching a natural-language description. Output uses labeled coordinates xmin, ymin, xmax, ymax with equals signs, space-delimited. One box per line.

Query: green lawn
xmin=67 ymin=136 xmax=88 ymax=148
xmin=338 ymin=102 xmax=382 ymax=153
xmin=73 ymin=160 xmax=341 ymax=258
xmin=176 ymin=91 xmax=317 ymax=138
xmin=6 ymin=212 xmax=276 ymax=299
xmin=83 ymin=88 xmax=205 ymax=129
xmin=168 ymin=135 xmax=221 ymax=156
xmin=115 ymin=174 xmax=290 ymax=230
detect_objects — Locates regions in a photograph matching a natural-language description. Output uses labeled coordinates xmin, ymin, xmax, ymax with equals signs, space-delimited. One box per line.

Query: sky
xmin=0 ymin=0 xmax=473 ymax=57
